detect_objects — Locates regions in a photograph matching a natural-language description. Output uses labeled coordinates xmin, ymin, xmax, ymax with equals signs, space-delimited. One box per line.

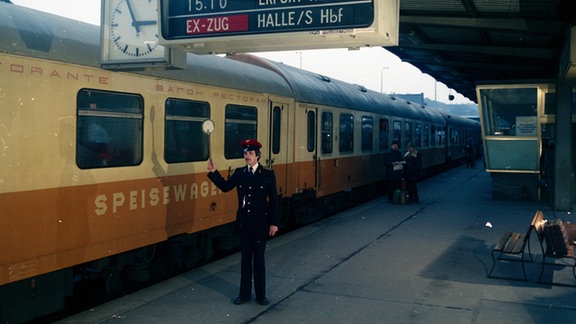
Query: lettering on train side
xmin=212 ymin=92 xmax=266 ymax=103
xmin=94 ymin=180 xmax=222 ymax=216
xmin=2 ymin=62 xmax=109 ymax=84
xmin=154 ymin=84 xmax=267 ymax=103
xmin=154 ymin=84 xmax=205 ymax=96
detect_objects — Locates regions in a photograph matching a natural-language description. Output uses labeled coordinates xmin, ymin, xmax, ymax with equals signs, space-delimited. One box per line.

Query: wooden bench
xmin=488 ymin=210 xmax=545 ymax=281
xmin=489 ymin=209 xmax=576 ymax=284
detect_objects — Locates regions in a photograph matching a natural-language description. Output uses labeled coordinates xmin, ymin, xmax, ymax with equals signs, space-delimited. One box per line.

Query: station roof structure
xmin=387 ymin=0 xmax=576 ymax=102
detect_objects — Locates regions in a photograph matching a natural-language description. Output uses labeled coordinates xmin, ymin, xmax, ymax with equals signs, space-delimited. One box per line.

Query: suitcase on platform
xmin=393 ymin=181 xmax=409 ymax=205
xmin=543 ymin=219 xmax=569 ymax=257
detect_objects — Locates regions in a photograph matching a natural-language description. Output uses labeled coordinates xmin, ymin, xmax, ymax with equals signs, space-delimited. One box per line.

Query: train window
xmin=361 ymin=116 xmax=373 ymax=152
xmin=379 ymin=118 xmax=389 ymax=151
xmin=272 ymin=106 xmax=281 ymax=154
xmin=164 ymin=98 xmax=210 ymax=163
xmin=414 ymin=123 xmax=421 ymax=147
xmin=423 ymin=124 xmax=430 ymax=147
xmin=76 ymin=89 xmax=143 ymax=169
xmin=321 ymin=112 xmax=333 ymax=155
xmin=450 ymin=128 xmax=458 ymax=145
xmin=392 ymin=121 xmax=401 ymax=146
xmin=339 ymin=113 xmax=354 ymax=153
xmin=225 ymin=105 xmax=257 ymax=159
xmin=307 ymin=110 xmax=315 ymax=152
xmin=404 ymin=122 xmax=412 ymax=147
xmin=440 ymin=126 xmax=446 ymax=145
xmin=431 ymin=125 xmax=437 ymax=146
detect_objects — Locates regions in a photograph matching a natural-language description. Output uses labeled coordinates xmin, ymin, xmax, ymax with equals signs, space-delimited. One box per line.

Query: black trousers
xmin=406 ymin=178 xmax=419 ymax=203
xmin=387 ymin=178 xmax=401 ymax=202
xmin=239 ymin=234 xmax=267 ymax=300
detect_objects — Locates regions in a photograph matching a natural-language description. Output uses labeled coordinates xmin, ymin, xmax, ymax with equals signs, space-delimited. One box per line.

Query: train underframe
xmin=0 ymin=157 xmax=470 ymax=323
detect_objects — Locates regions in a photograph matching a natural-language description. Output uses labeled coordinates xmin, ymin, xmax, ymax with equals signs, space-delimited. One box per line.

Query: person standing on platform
xmin=207 ymin=139 xmax=279 ymax=306
xmin=464 ymin=142 xmax=475 ymax=168
xmin=403 ymin=143 xmax=422 ymax=204
xmin=384 ymin=140 xmax=404 ymax=203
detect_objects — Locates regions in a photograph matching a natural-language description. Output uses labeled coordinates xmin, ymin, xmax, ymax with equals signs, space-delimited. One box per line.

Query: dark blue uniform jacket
xmin=208 ymin=164 xmax=279 ymax=238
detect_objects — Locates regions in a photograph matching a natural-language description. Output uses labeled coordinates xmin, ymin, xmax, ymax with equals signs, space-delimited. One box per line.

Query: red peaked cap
xmin=241 ymin=139 xmax=262 ymax=152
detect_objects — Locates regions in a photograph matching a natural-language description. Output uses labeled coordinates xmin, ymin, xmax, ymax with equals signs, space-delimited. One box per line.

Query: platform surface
xmin=60 ymin=166 xmax=576 ymax=323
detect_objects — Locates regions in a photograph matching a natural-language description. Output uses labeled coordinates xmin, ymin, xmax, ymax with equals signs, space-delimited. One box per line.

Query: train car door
xmin=267 ymin=100 xmax=290 ymax=196
xmin=302 ymin=107 xmax=319 ymax=191
xmin=309 ymin=108 xmax=319 ymax=190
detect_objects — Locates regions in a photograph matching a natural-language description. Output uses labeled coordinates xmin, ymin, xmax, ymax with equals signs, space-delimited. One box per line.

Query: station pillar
xmin=553 ymin=81 xmax=574 ymax=211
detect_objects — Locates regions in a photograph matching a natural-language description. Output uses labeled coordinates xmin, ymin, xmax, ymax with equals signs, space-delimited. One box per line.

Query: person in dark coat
xmin=464 ymin=143 xmax=475 ymax=168
xmin=403 ymin=143 xmax=422 ymax=203
xmin=384 ymin=140 xmax=404 ymax=202
xmin=207 ymin=139 xmax=279 ymax=306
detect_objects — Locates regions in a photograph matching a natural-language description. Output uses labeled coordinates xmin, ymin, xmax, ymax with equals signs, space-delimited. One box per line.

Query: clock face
xmin=107 ymin=0 xmax=165 ymax=60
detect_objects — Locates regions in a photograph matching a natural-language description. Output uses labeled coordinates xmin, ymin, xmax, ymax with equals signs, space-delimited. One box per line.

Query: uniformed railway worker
xmin=207 ymin=139 xmax=279 ymax=306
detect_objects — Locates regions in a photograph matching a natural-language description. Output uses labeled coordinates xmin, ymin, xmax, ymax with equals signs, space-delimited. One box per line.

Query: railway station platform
xmin=60 ymin=165 xmax=576 ymax=323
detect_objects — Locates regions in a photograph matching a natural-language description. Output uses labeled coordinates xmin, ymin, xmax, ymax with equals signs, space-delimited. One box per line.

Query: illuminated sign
xmin=158 ymin=0 xmax=399 ymax=54
xmin=161 ymin=0 xmax=374 ymax=39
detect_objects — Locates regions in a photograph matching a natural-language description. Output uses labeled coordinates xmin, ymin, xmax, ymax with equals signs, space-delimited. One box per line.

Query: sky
xmin=10 ymin=0 xmax=473 ymax=104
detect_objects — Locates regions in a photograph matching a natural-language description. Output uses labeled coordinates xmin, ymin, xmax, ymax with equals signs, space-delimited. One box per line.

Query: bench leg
xmin=487 ymin=250 xmax=501 ymax=278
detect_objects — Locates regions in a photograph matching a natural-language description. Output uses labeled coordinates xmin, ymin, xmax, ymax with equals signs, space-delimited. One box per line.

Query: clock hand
xmin=125 ymin=0 xmax=140 ymax=33
xmin=132 ymin=20 xmax=157 ymax=28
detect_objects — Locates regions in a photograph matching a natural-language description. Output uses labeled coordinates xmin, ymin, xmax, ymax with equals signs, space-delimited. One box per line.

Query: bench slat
xmin=494 ymin=232 xmax=512 ymax=251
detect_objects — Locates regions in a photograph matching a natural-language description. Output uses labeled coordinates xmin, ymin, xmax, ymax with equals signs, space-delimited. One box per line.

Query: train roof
xmin=0 ymin=2 xmax=100 ymax=66
xmin=0 ymin=3 xmax=293 ymax=98
xmin=0 ymin=3 xmax=450 ymax=126
xmin=230 ymin=54 xmax=446 ymax=124
xmin=440 ymin=111 xmax=481 ymax=128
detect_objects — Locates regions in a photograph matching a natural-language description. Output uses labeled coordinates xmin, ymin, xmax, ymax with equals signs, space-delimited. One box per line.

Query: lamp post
xmin=296 ymin=51 xmax=302 ymax=69
xmin=380 ymin=66 xmax=389 ymax=93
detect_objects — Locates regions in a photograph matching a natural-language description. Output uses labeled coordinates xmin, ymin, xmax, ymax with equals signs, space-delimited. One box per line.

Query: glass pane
xmin=479 ymin=87 xmax=538 ymax=136
xmin=414 ymin=123 xmax=421 ymax=147
xmin=307 ymin=111 xmax=315 ymax=152
xmin=321 ymin=112 xmax=333 ymax=155
xmin=404 ymin=122 xmax=411 ymax=147
xmin=339 ymin=113 xmax=354 ymax=153
xmin=379 ymin=118 xmax=389 ymax=152
xmin=393 ymin=121 xmax=401 ymax=145
xmin=486 ymin=139 xmax=539 ymax=170
xmin=272 ymin=106 xmax=281 ymax=154
xmin=164 ymin=98 xmax=210 ymax=163
xmin=361 ymin=116 xmax=373 ymax=152
xmin=77 ymin=89 xmax=143 ymax=169
xmin=225 ymin=105 xmax=257 ymax=159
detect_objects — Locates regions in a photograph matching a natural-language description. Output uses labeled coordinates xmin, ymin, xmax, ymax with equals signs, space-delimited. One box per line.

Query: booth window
xmin=479 ymin=87 xmax=537 ymax=137
xmin=478 ymin=86 xmax=539 ymax=171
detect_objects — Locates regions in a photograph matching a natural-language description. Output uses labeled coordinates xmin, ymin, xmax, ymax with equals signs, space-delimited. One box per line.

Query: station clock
xmin=101 ymin=0 xmax=168 ymax=67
